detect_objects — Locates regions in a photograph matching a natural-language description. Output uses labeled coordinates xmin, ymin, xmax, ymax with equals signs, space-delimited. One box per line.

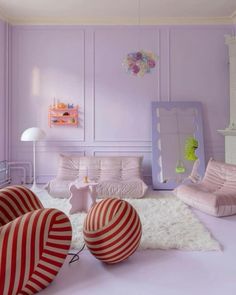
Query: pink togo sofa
xmin=175 ymin=158 xmax=236 ymax=217
xmin=45 ymin=154 xmax=148 ymax=199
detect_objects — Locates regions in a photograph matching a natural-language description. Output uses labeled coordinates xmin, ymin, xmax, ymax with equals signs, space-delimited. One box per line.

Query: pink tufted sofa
xmin=45 ymin=154 xmax=148 ymax=199
xmin=175 ymin=158 xmax=236 ymax=217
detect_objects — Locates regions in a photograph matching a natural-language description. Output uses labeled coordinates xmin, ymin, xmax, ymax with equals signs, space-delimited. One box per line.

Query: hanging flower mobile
xmin=122 ymin=50 xmax=158 ymax=77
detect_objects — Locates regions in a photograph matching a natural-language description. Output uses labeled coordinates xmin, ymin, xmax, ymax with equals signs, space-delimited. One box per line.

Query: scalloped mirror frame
xmin=151 ymin=101 xmax=205 ymax=190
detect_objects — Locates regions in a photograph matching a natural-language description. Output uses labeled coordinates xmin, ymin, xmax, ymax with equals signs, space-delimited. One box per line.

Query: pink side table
xmin=69 ymin=181 xmax=98 ymax=214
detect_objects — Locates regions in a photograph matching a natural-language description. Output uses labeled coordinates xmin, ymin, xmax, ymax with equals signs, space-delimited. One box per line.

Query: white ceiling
xmin=0 ymin=0 xmax=236 ymax=24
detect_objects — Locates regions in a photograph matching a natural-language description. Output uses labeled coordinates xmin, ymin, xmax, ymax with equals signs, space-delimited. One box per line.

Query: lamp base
xmin=30 ymin=183 xmax=43 ymax=193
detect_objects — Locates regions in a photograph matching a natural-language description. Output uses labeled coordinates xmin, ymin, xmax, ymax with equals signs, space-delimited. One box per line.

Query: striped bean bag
xmin=83 ymin=198 xmax=142 ymax=264
xmin=0 ymin=185 xmax=72 ymax=295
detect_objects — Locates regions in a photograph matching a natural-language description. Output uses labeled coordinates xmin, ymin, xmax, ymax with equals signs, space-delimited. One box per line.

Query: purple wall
xmin=9 ymin=25 xmax=233 ymax=183
xmin=0 ymin=20 xmax=6 ymax=161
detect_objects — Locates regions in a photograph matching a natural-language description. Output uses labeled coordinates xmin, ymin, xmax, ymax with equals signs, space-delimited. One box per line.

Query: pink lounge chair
xmin=174 ymin=158 xmax=236 ymax=217
xmin=0 ymin=185 xmax=72 ymax=295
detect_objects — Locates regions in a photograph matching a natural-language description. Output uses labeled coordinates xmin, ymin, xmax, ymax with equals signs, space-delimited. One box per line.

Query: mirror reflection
xmin=152 ymin=102 xmax=205 ymax=189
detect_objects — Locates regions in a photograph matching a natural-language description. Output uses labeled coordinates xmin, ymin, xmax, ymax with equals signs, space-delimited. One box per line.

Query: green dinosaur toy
xmin=184 ymin=137 xmax=198 ymax=161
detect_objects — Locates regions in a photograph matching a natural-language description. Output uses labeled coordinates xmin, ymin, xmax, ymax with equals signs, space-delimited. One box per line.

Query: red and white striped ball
xmin=83 ymin=198 xmax=142 ymax=264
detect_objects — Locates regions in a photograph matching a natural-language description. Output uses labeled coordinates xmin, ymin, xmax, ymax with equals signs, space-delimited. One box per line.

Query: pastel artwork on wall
xmin=122 ymin=50 xmax=158 ymax=77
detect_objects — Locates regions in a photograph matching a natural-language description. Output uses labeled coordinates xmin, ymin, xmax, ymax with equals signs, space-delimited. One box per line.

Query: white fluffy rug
xmin=37 ymin=190 xmax=220 ymax=251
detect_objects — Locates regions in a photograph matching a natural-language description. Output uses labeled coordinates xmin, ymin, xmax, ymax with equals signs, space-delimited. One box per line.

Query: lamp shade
xmin=21 ymin=127 xmax=46 ymax=142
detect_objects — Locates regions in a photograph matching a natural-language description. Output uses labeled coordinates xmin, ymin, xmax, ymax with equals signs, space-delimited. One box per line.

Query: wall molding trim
xmin=157 ymin=28 xmax=161 ymax=101
xmin=93 ymin=150 xmax=151 ymax=155
xmin=5 ymin=22 xmax=10 ymax=161
xmin=1 ymin=20 xmax=11 ymax=162
xmin=4 ymin=16 xmax=236 ymax=26
xmin=167 ymin=28 xmax=171 ymax=102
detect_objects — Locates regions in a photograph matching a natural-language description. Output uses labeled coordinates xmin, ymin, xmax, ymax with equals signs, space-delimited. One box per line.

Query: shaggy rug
xmin=37 ymin=190 xmax=221 ymax=251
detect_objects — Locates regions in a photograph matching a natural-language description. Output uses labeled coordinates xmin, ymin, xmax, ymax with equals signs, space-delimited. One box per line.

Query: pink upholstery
xmin=175 ymin=159 xmax=236 ymax=217
xmin=46 ymin=155 xmax=148 ymax=199
xmin=57 ymin=155 xmax=143 ymax=181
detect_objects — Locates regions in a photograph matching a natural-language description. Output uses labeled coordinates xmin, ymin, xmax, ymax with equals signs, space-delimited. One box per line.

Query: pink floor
xmin=40 ymin=206 xmax=236 ymax=295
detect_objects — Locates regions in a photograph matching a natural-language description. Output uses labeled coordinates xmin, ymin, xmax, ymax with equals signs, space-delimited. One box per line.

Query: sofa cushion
xmin=201 ymin=158 xmax=227 ymax=190
xmin=57 ymin=155 xmax=143 ymax=182
xmin=45 ymin=179 xmax=72 ymax=198
xmin=121 ymin=157 xmax=142 ymax=180
xmin=96 ymin=179 xmax=148 ymax=199
xmin=99 ymin=158 xmax=122 ymax=181
xmin=57 ymin=154 xmax=80 ymax=181
xmin=78 ymin=157 xmax=101 ymax=181
xmin=175 ymin=159 xmax=236 ymax=217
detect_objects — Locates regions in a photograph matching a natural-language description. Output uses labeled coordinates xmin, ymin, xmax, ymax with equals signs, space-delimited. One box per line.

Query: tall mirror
xmin=151 ymin=101 xmax=205 ymax=189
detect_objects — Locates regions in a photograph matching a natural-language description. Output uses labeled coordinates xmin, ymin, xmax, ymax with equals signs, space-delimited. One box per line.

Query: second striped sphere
xmin=83 ymin=198 xmax=142 ymax=264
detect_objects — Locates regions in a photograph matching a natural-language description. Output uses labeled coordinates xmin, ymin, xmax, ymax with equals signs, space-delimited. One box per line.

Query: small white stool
xmin=69 ymin=181 xmax=98 ymax=214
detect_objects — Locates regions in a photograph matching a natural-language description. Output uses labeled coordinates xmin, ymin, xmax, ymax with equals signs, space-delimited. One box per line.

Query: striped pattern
xmin=0 ymin=186 xmax=72 ymax=295
xmin=83 ymin=198 xmax=142 ymax=264
xmin=0 ymin=185 xmax=44 ymax=227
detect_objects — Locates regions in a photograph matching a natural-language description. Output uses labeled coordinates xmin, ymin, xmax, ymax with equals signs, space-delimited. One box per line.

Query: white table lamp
xmin=21 ymin=127 xmax=46 ymax=191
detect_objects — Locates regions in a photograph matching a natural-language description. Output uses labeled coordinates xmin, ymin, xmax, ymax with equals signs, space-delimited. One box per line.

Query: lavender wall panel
xmin=11 ymin=26 xmax=85 ymax=144
xmin=9 ymin=25 xmax=233 ymax=183
xmin=10 ymin=26 xmax=85 ymax=182
xmin=94 ymin=28 xmax=159 ymax=142
xmin=169 ymin=26 xmax=232 ymax=160
xmin=0 ymin=20 xmax=5 ymax=161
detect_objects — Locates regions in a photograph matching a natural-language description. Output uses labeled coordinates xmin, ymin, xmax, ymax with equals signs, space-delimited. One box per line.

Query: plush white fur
xmin=38 ymin=190 xmax=220 ymax=251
